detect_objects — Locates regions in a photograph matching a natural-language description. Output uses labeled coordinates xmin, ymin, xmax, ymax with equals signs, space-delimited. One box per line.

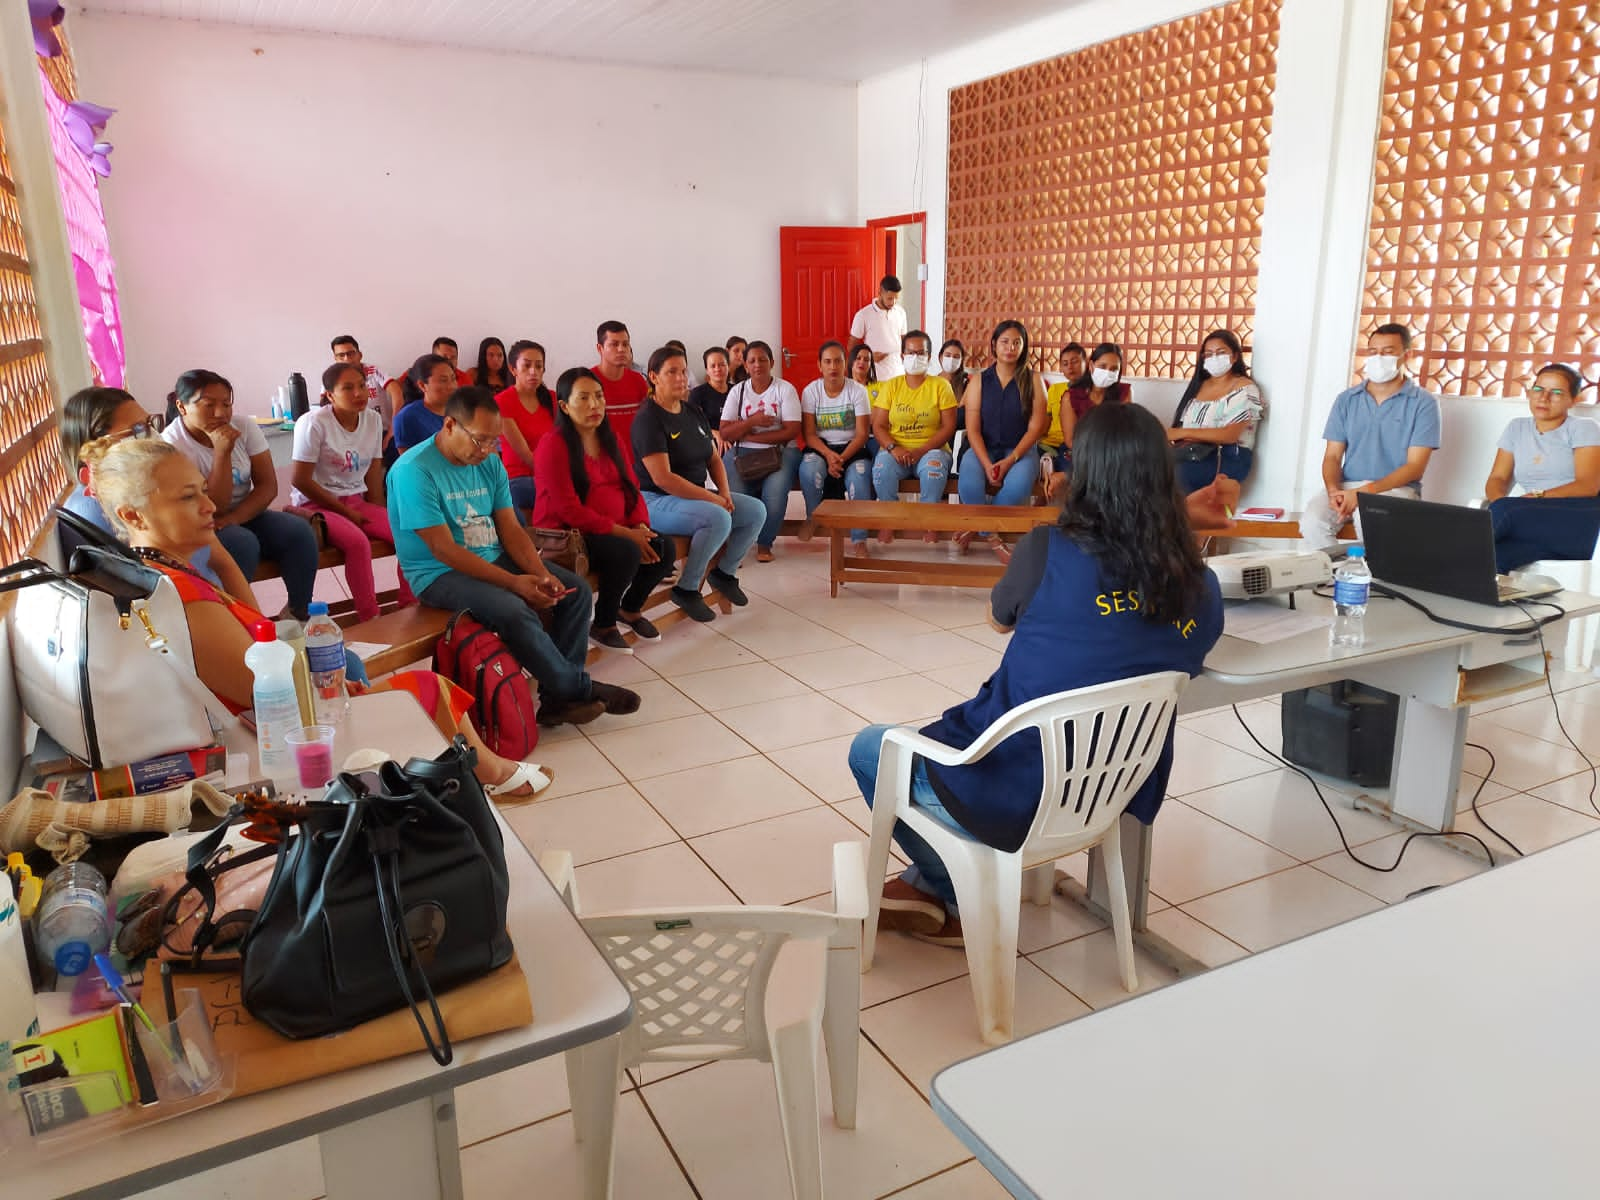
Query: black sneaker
xmin=590 ymin=681 xmax=641 ymax=715
xmin=618 ymin=613 xmax=661 ymax=641
xmin=589 ymin=625 xmax=633 ymax=654
xmin=670 ymin=586 xmax=717 ymax=622
xmin=537 ymin=697 xmax=607 ymax=727
xmin=707 ymin=569 xmax=748 ymax=607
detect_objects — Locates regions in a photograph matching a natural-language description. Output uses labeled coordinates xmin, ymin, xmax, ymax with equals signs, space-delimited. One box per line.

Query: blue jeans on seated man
xmin=218 ymin=508 xmax=320 ymax=618
xmin=1489 ymin=495 xmax=1600 ymax=573
xmin=799 ymin=448 xmax=872 ymax=543
xmin=722 ymin=445 xmax=802 ymax=549
xmin=956 ymin=445 xmax=1040 ymax=508
xmin=848 ymin=724 xmax=975 ymax=916
xmin=872 ymin=447 xmax=952 ymax=504
xmin=418 ymin=557 xmax=594 ymax=704
xmin=1174 ymin=444 xmax=1253 ymax=496
xmin=644 ymin=491 xmax=765 ymax=590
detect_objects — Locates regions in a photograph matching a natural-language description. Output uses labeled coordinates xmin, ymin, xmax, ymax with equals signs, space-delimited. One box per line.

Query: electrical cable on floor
xmin=1513 ymin=601 xmax=1600 ymax=819
xmin=1229 ymin=704 xmax=1499 ymax=873
xmin=1461 ymin=742 xmax=1522 ymax=857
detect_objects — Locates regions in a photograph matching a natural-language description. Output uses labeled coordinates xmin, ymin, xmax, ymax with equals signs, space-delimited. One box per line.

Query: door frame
xmin=866 ymin=211 xmax=927 ymax=332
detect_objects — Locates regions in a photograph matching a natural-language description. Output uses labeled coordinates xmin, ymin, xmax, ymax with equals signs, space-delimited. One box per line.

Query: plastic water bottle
xmin=245 ymin=618 xmax=301 ymax=781
xmin=32 ymin=863 xmax=111 ymax=981
xmin=304 ymin=601 xmax=349 ymax=725
xmin=1331 ymin=546 xmax=1371 ymax=648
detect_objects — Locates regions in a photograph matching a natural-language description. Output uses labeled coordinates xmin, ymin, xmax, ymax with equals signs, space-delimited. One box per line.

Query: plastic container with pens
xmin=1 ymin=986 xmax=233 ymax=1158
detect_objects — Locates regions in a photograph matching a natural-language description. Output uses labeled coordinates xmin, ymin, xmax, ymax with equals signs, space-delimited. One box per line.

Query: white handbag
xmin=2 ymin=549 xmax=225 ymax=769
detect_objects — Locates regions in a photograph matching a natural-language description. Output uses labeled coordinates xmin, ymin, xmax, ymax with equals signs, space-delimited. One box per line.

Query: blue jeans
xmin=418 ymin=557 xmax=593 ymax=704
xmin=722 ymin=446 xmax=802 ymax=548
xmin=957 ymin=445 xmax=1041 ymax=508
xmin=799 ymin=448 xmax=871 ymax=543
xmin=872 ymin=448 xmax=952 ymax=504
xmin=219 ymin=508 xmax=320 ymax=618
xmin=1174 ymin=444 xmax=1254 ymax=495
xmin=1489 ymin=495 xmax=1600 ymax=572
xmin=508 ymin=475 xmax=536 ymax=519
xmin=848 ymin=724 xmax=973 ymax=915
xmin=644 ymin=491 xmax=765 ymax=589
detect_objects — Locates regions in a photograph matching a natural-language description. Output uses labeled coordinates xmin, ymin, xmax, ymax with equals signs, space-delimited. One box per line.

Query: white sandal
xmin=484 ymin=761 xmax=555 ymax=803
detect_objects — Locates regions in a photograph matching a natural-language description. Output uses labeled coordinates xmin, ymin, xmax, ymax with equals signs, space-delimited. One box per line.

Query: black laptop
xmin=1356 ymin=493 xmax=1561 ymax=607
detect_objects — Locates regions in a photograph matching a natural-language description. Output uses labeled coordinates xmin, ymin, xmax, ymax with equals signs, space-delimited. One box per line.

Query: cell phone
xmin=555 ymin=586 xmax=578 ymax=598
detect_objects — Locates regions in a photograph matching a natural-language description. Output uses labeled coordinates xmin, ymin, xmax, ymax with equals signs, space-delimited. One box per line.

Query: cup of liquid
xmin=285 ymin=725 xmax=337 ymax=792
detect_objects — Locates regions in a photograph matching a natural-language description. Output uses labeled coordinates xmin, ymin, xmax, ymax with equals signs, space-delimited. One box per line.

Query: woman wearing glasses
xmin=164 ymin=369 xmax=321 ymax=620
xmin=58 ymin=386 xmax=249 ymax=594
xmin=1484 ymin=362 xmax=1600 ymax=571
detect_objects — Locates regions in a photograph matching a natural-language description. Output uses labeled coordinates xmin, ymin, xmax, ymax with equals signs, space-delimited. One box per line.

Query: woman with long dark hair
xmin=938 ymin=338 xmax=969 ymax=401
xmin=849 ymin=342 xmax=880 ymax=402
xmin=496 ymin=339 xmax=554 ymax=518
xmin=848 ymin=402 xmax=1222 ymax=946
xmin=1067 ymin=342 xmax=1132 ymax=419
xmin=470 ymin=336 xmax=512 ymax=392
xmin=955 ymin=319 xmax=1049 ymax=560
xmin=1166 ymin=329 xmax=1264 ymax=495
xmin=532 ymin=368 xmax=675 ymax=652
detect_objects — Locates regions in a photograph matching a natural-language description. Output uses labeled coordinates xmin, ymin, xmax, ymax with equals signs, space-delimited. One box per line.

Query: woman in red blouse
xmin=532 ymin=367 xmax=675 ymax=653
xmin=496 ymin=339 xmax=555 ymax=519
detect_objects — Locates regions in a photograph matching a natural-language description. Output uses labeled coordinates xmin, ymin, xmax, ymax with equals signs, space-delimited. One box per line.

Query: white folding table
xmin=8 ymin=691 xmax=630 ymax=1200
xmin=1068 ymin=585 xmax=1600 ymax=970
xmin=934 ymin=828 xmax=1600 ymax=1199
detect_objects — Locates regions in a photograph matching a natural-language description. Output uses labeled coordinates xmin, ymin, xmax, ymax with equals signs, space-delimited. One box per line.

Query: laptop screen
xmin=1355 ymin=493 xmax=1501 ymax=606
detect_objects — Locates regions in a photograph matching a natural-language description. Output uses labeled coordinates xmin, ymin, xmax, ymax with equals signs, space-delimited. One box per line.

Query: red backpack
xmin=432 ymin=611 xmax=539 ymax=760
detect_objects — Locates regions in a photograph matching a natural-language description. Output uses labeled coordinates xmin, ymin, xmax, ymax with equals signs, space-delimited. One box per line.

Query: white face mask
xmin=1202 ymin=353 xmax=1234 ymax=378
xmin=1091 ymin=366 xmax=1119 ymax=389
xmin=940 ymin=355 xmax=962 ymax=375
xmin=902 ymin=353 xmax=929 ymax=375
xmin=1363 ymin=354 xmax=1401 ymax=384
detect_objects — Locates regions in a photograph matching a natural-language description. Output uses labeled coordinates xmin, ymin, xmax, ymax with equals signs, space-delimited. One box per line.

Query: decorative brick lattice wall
xmin=1363 ymin=0 xmax=1600 ymax=397
xmin=945 ymin=0 xmax=1280 ymax=376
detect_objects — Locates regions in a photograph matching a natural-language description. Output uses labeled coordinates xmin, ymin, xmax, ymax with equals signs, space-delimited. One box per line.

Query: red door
xmin=780 ymin=226 xmax=873 ymax=394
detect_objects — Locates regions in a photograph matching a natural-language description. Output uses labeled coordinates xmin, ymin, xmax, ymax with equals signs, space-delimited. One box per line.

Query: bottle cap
xmin=55 ymin=940 xmax=92 ymax=976
xmin=250 ymin=619 xmax=277 ymax=642
xmin=1346 ymin=546 xmax=1364 ymax=558
xmin=308 ymin=601 xmax=329 ymax=615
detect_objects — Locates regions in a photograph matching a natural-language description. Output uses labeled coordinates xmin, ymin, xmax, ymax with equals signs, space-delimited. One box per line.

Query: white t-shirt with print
xmin=163 ymin=416 xmax=268 ymax=508
xmin=721 ymin=379 xmax=801 ymax=450
xmin=800 ymin=379 xmax=871 ymax=449
xmin=291 ymin=405 xmax=382 ymax=504
xmin=362 ymin=363 xmax=392 ymax=433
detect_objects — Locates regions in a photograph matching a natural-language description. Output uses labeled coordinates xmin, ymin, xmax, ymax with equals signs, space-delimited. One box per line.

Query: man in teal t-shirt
xmin=387 ymin=387 xmax=641 ymax=726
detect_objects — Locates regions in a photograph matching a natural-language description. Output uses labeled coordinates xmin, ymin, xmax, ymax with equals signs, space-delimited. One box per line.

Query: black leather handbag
xmin=177 ymin=736 xmax=511 ymax=1064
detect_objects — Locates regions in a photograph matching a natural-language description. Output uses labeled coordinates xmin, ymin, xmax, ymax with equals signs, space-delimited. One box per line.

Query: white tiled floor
xmin=154 ymin=541 xmax=1600 ymax=1199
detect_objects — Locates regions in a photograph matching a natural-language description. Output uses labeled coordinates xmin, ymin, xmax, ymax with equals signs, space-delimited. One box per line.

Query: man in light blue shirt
xmin=1304 ymin=323 xmax=1441 ymax=547
xmin=388 ymin=387 xmax=640 ymax=726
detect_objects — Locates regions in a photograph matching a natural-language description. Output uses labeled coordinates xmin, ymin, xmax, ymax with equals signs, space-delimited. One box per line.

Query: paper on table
xmin=1223 ymin=603 xmax=1331 ymax=644
xmin=344 ymin=641 xmax=389 ymax=660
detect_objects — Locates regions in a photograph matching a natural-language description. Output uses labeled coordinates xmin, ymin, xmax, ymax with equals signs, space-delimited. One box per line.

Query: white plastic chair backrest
xmin=961 ymin=671 xmax=1187 ymax=856
xmin=581 ymin=907 xmax=840 ymax=1065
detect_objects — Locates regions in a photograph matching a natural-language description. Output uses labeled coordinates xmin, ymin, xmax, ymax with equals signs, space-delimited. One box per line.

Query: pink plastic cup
xmin=285 ymin=725 xmax=336 ymax=791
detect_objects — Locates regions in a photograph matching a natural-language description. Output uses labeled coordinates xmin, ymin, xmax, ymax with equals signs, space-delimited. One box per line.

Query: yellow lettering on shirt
xmin=1095 ymin=594 xmax=1112 ymax=616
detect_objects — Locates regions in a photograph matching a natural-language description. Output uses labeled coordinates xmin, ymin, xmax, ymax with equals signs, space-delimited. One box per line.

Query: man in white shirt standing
xmin=850 ymin=275 xmax=909 ymax=380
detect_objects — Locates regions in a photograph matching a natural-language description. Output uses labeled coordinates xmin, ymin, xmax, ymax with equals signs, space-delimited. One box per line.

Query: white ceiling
xmin=71 ymin=0 xmax=1089 ymax=82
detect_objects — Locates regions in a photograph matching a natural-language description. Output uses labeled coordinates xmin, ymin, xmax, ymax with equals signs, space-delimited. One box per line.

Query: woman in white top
xmin=163 ymin=368 xmax=320 ymax=620
xmin=1166 ymin=329 xmax=1264 ymax=496
xmin=796 ymin=340 xmax=873 ymax=554
xmin=1484 ymin=362 xmax=1600 ymax=571
xmin=291 ymin=362 xmax=416 ymax=621
xmin=718 ymin=340 xmax=802 ymax=562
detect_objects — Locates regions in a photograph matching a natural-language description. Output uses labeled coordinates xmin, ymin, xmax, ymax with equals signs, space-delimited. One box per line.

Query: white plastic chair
xmin=862 ymin=671 xmax=1188 ymax=1044
xmin=539 ymin=843 xmax=867 ymax=1200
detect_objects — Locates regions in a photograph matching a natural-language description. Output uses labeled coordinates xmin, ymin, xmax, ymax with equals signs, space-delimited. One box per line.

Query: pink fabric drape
xmin=37 ymin=64 xmax=125 ymax=388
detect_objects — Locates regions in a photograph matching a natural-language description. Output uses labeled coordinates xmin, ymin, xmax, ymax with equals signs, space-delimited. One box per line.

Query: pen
xmin=93 ymin=952 xmax=158 ymax=1033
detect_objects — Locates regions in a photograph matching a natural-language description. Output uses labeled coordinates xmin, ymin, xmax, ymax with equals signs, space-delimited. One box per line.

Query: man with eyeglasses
xmin=387 ymin=387 xmax=641 ymax=727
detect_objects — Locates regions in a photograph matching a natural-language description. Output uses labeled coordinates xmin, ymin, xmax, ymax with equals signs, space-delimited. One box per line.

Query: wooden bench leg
xmin=829 ymin=529 xmax=843 ymax=598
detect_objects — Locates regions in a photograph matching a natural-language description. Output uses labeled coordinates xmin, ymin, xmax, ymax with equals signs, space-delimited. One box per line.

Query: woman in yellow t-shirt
xmin=869 ymin=332 xmax=959 ymax=542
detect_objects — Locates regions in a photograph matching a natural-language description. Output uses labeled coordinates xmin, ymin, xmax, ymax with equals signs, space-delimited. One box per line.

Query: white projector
xmin=1209 ymin=550 xmax=1332 ymax=599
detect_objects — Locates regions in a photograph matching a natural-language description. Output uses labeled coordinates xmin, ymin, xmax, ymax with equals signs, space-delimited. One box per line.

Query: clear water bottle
xmin=304 ymin=601 xmax=349 ymax=725
xmin=245 ymin=618 xmax=301 ymax=781
xmin=1331 ymin=546 xmax=1371 ymax=648
xmin=33 ymin=863 xmax=111 ymax=980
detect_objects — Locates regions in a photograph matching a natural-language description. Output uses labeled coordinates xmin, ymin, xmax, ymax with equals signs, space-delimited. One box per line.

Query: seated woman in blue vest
xmin=848 ymin=402 xmax=1223 ymax=946
xmin=1484 ymin=362 xmax=1600 ymax=571
xmin=954 ymin=319 xmax=1049 ymax=561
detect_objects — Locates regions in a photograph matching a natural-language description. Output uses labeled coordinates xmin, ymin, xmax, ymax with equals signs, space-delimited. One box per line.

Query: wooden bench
xmin=811 ymin=501 xmax=1059 ymax=596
